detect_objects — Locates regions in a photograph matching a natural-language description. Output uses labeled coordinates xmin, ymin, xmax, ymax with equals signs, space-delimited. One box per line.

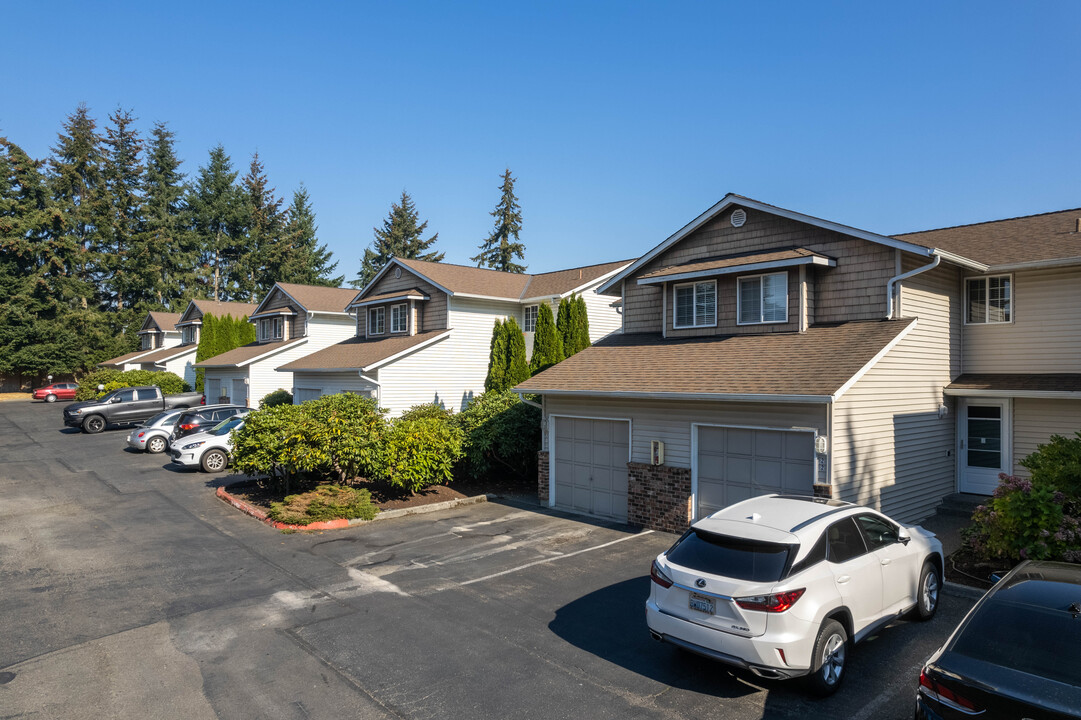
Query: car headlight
xmin=73 ymin=408 xmax=82 ymax=414
xmin=182 ymin=441 xmax=206 ymax=450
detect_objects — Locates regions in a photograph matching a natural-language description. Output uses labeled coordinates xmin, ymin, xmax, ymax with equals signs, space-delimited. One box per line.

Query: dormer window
xmin=966 ymin=275 xmax=1011 ymax=324
xmin=738 ymin=272 xmax=788 ymax=325
xmin=390 ymin=304 xmax=408 ymax=333
xmin=673 ymin=280 xmax=716 ymax=329
xmin=369 ymin=307 xmax=385 ymax=335
xmin=141 ymin=335 xmax=153 ymax=350
xmin=524 ymin=305 xmax=539 ymax=332
xmin=259 ymin=317 xmax=284 ymax=341
xmin=182 ymin=326 xmax=198 ymax=345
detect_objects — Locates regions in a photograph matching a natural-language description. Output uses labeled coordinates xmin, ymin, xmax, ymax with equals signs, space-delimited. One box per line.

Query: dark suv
xmin=170 ymin=405 xmax=250 ymax=442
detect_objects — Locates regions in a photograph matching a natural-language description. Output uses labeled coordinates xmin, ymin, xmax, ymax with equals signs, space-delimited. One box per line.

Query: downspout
xmin=886 ymin=254 xmax=940 ymax=319
xmin=514 ymin=390 xmax=542 ymax=409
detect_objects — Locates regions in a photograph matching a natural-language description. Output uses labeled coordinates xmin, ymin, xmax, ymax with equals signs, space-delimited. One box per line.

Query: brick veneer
xmin=537 ymin=451 xmax=550 ymax=504
xmin=627 ymin=462 xmax=692 ymax=533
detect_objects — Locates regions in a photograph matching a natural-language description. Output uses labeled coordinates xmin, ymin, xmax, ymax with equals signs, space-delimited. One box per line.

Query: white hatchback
xmin=646 ymin=495 xmax=943 ymax=696
xmin=168 ymin=416 xmax=245 ymax=473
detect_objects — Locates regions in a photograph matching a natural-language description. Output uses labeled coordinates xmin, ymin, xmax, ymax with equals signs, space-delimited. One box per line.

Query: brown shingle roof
xmin=946 ymin=374 xmax=1081 ymax=394
xmin=276 ymin=330 xmax=451 ymax=372
xmin=894 ymin=207 xmax=1081 ymax=267
xmin=193 ymin=339 xmax=306 ymax=368
xmin=275 ymin=283 xmax=360 ymax=312
xmin=131 ymin=344 xmax=197 ymax=365
xmin=186 ymin=300 xmax=259 ymax=322
xmin=516 ymin=320 xmax=914 ymax=398
xmin=145 ymin=311 xmax=182 ymax=332
xmin=638 ymin=248 xmax=831 ymax=281
xmin=98 ymin=349 xmax=156 ymax=367
xmin=387 ymin=258 xmax=633 ymax=301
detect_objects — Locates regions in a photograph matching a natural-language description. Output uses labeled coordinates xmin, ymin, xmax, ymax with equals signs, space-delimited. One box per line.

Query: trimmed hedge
xmin=75 ymin=368 xmax=190 ymax=400
xmin=260 ymin=389 xmax=293 ymax=408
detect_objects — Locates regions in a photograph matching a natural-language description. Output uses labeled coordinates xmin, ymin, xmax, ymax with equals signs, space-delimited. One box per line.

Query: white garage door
xmin=232 ymin=380 xmax=248 ymax=407
xmin=696 ymin=426 xmax=815 ymax=519
xmin=553 ymin=417 xmax=630 ymax=521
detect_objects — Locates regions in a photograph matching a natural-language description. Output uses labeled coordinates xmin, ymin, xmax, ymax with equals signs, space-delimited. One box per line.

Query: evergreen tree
xmin=574 ymin=295 xmax=591 ymax=353
xmin=528 ymin=303 xmax=563 ymax=375
xmin=473 ymin=168 xmax=526 ymax=273
xmin=556 ymin=296 xmax=574 ymax=355
xmin=188 ymin=145 xmax=245 ymax=301
xmin=239 ymin=152 xmax=285 ymax=300
xmin=352 ymin=190 xmax=443 ymax=289
xmin=504 ymin=317 xmax=529 ymax=388
xmin=100 ymin=107 xmax=145 ymax=311
xmin=142 ymin=122 xmax=194 ymax=308
xmin=237 ymin=315 xmax=256 ymax=345
xmin=484 ymin=319 xmax=507 ymax=392
xmin=277 ymin=184 xmax=342 ymax=286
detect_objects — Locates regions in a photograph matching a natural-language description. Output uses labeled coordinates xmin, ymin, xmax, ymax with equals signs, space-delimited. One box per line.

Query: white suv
xmin=168 ymin=416 xmax=245 ymax=473
xmin=646 ymin=495 xmax=943 ymax=695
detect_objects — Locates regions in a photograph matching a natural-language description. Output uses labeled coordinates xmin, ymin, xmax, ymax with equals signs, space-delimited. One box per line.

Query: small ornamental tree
xmin=529 ymin=303 xmax=563 ymax=375
xmin=504 ymin=317 xmax=529 ymax=389
xmin=484 ymin=319 xmax=507 ymax=392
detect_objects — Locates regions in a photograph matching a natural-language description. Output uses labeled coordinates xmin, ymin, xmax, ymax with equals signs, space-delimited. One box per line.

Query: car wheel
xmin=916 ymin=561 xmax=941 ymax=620
xmin=45 ymin=394 xmax=57 ymax=403
xmin=83 ymin=415 xmax=106 ymax=434
xmin=146 ymin=436 xmax=167 ymax=454
xmin=201 ymin=449 xmax=227 ymax=473
xmin=806 ymin=619 xmax=847 ymax=697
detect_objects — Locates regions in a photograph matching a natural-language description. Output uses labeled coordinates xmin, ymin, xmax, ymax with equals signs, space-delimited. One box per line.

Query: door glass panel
xmin=967 ymin=405 xmax=1001 ymax=469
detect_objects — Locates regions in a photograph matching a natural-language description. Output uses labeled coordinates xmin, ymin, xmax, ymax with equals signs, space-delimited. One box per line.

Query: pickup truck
xmin=64 ymin=386 xmax=205 ymax=434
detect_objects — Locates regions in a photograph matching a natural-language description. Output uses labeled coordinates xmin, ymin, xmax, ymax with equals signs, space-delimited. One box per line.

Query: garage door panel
xmin=727 ymin=428 xmax=754 ymax=452
xmin=754 ymin=431 xmax=784 ymax=458
xmin=726 ymin=456 xmax=752 ymax=482
xmin=551 ymin=417 xmax=630 ymax=522
xmin=783 ymin=463 xmax=814 ymax=493
xmin=753 ymin=459 xmax=782 ymax=486
xmin=592 ymin=443 xmax=612 ymax=467
xmin=573 ymin=441 xmax=593 ymax=463
xmin=698 ymin=453 xmax=724 ymax=480
xmin=613 ymin=422 xmax=629 ymax=445
xmin=785 ymin=432 xmax=814 ymax=459
xmin=573 ymin=419 xmax=593 ymax=440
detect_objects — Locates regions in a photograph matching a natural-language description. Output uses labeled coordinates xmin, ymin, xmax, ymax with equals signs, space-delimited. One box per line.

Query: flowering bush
xmin=964 ymin=474 xmax=1081 ymax=562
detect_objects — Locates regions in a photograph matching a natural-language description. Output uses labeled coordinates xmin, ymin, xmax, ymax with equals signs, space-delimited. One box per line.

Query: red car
xmin=32 ymin=382 xmax=79 ymax=403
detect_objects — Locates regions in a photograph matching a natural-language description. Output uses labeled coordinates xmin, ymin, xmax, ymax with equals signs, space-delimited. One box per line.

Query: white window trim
xmin=964 ymin=274 xmax=1014 ymax=326
xmin=672 ymin=280 xmax=718 ymax=329
xmin=368 ymin=307 xmax=385 ymax=336
xmin=390 ymin=303 xmax=408 ymax=333
xmin=524 ymin=304 xmax=539 ymax=333
xmin=736 ymin=271 xmax=789 ymax=326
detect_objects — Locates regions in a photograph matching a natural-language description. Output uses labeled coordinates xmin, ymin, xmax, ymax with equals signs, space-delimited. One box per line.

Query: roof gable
xmin=139 ymin=311 xmax=182 ymax=334
xmin=181 ymin=299 xmax=259 ymax=324
xmin=259 ymin=282 xmax=358 ymax=314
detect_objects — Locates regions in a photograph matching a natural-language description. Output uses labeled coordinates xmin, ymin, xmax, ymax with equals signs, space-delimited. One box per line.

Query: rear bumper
xmin=645 ymin=600 xmax=815 ymax=679
xmin=126 ymin=432 xmax=148 ymax=450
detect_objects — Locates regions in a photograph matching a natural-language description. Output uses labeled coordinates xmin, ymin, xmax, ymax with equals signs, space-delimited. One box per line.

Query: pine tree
xmin=100 ymin=107 xmax=145 ymax=311
xmin=504 ymin=317 xmax=530 ymax=388
xmin=574 ymin=295 xmax=591 ymax=352
xmin=352 ymin=190 xmax=443 ymax=289
xmin=239 ymin=152 xmax=285 ymax=300
xmin=528 ymin=303 xmax=563 ymax=375
xmin=188 ymin=145 xmax=245 ymax=301
xmin=473 ymin=168 xmax=526 ymax=273
xmin=142 ymin=122 xmax=194 ymax=309
xmin=277 ymin=184 xmax=342 ymax=286
xmin=484 ymin=319 xmax=507 ymax=392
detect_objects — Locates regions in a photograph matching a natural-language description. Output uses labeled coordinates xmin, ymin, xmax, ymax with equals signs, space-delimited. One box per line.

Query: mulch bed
xmin=223 ymin=475 xmax=536 ymax=514
xmin=945 ymin=546 xmax=1014 ymax=591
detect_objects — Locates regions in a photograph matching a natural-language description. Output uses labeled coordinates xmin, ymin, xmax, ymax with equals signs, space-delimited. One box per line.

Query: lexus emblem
xmin=695 ymin=578 xmax=706 ymax=588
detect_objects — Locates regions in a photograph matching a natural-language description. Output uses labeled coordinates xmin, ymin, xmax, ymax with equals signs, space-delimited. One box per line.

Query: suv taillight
xmin=650 ymin=559 xmax=673 ymax=589
xmin=735 ymin=589 xmax=806 ymax=613
xmin=919 ymin=668 xmax=981 ymax=713
xmin=200 ymin=395 xmax=206 ymax=405
xmin=180 ymin=423 xmax=196 ymax=430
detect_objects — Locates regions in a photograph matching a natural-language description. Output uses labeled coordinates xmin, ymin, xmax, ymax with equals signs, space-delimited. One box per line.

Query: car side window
xmin=826 ymin=517 xmax=868 ymax=564
xmin=115 ymin=389 xmax=135 ymax=402
xmin=789 ymin=532 xmax=828 ymax=576
xmin=854 ymin=514 xmax=900 ymax=551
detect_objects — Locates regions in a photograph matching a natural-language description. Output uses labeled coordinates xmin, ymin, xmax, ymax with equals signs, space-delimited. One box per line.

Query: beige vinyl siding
xmin=622 ymin=208 xmax=895 ymax=334
xmin=1012 ymin=398 xmax=1081 ymax=474
xmin=245 ymin=315 xmax=354 ymax=405
xmin=543 ymin=395 xmax=826 ymax=470
xmin=963 ymin=266 xmax=1081 ymax=373
xmin=362 ymin=267 xmax=447 ymax=334
xmin=378 ymin=297 xmax=514 ymax=415
xmin=831 ymin=261 xmax=962 ymax=523
xmin=289 ymin=371 xmax=378 ymax=401
xmin=580 ymin=286 xmax=624 ymax=342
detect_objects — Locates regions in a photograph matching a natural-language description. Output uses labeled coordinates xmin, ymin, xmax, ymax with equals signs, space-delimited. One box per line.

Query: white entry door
xmin=959 ymin=399 xmax=1010 ymax=495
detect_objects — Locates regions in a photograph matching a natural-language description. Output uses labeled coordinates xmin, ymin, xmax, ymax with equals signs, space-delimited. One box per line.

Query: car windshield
xmin=665 ymin=529 xmax=794 ymax=583
xmin=210 ymin=418 xmax=244 ymax=436
xmin=952 ymin=598 xmax=1081 ymax=686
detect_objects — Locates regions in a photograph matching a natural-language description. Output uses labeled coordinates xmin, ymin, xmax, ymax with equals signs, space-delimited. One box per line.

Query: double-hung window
xmin=390 ymin=304 xmax=408 ymax=333
xmin=673 ymin=281 xmax=717 ymax=328
xmin=259 ymin=317 xmax=283 ymax=341
xmin=523 ymin=305 xmax=539 ymax=332
xmin=182 ymin=326 xmax=197 ymax=345
xmin=966 ymin=275 xmax=1011 ymax=324
xmin=738 ymin=272 xmax=788 ymax=324
xmin=369 ymin=307 xmax=385 ymax=335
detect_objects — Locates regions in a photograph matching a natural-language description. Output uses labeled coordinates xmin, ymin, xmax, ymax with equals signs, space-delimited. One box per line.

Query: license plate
xmin=689 ymin=592 xmax=715 ymax=615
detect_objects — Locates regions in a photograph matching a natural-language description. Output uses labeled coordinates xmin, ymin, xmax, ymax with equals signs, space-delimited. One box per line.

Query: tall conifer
xmin=352 ymin=190 xmax=443 ymax=289
xmin=574 ymin=295 xmax=591 ymax=352
xmin=528 ymin=303 xmax=563 ymax=375
xmin=277 ymin=184 xmax=342 ymax=286
xmin=484 ymin=319 xmax=507 ymax=392
xmin=188 ymin=146 xmax=245 ymax=300
xmin=101 ymin=107 xmax=145 ymax=311
xmin=239 ymin=153 xmax=285 ymax=300
xmin=473 ymin=169 xmax=526 ymax=273
xmin=504 ymin=317 xmax=530 ymax=388
xmin=142 ymin=122 xmax=194 ymax=308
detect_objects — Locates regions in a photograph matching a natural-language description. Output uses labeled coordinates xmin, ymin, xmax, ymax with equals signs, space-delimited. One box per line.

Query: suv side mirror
xmin=110 ymin=396 xmax=122 ymax=403
xmin=897 ymin=527 xmax=911 ymax=545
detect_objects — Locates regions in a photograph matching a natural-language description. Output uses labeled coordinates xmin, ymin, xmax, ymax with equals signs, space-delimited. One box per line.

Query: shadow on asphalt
xmin=548 ymin=576 xmax=771 ymax=699
xmin=57 ymin=427 xmax=81 ymax=435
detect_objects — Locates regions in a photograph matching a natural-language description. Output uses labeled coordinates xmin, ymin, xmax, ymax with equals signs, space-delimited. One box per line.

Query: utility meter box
xmin=650 ymin=440 xmax=665 ymax=466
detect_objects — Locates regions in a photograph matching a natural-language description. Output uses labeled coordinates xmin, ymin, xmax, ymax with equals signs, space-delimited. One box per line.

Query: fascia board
xmin=348 ymin=293 xmax=429 ymax=309
xmin=942 ymin=388 xmax=1081 ymax=399
xmin=636 ymin=255 xmax=836 ymax=286
xmin=450 ymin=292 xmax=521 ymax=302
xmin=515 ymin=388 xmax=833 ymax=404
xmin=560 ymin=263 xmax=634 ymax=299
xmin=986 ymin=256 xmax=1081 ymax=273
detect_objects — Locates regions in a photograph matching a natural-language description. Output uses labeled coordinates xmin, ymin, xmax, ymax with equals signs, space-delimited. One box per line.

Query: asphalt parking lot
xmin=0 ymin=400 xmax=974 ymax=719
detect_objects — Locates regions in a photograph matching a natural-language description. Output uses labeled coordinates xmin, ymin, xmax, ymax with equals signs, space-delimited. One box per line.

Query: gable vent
xmin=731 ymin=208 xmax=747 ymax=227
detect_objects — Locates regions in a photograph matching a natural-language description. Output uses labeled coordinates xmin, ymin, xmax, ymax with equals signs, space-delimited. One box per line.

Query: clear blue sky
xmin=3 ymin=1 xmax=1078 ymax=281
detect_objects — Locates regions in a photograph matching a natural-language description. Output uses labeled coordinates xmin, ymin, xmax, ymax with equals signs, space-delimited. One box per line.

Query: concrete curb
xmin=942 ymin=580 xmax=987 ymax=600
xmin=215 ymin=485 xmax=490 ymax=532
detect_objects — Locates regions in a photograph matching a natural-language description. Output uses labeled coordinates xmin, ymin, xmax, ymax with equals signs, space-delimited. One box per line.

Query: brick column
xmin=627 ymin=462 xmax=692 ymax=533
xmin=537 ymin=450 xmax=550 ymax=505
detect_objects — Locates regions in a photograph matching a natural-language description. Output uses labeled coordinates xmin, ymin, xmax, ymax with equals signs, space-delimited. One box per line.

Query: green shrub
xmin=260 ymin=389 xmax=293 ymax=409
xmin=74 ymin=368 xmax=121 ymax=400
xmin=964 ymin=474 xmax=1080 ymax=563
xmin=377 ymin=415 xmax=464 ymax=493
xmin=399 ymin=403 xmax=455 ymax=422
xmin=456 ymin=390 xmax=540 ymax=482
xmin=268 ymin=485 xmax=379 ymax=525
xmin=1019 ymin=432 xmax=1081 ymax=498
xmin=296 ymin=394 xmax=386 ymax=483
xmin=75 ymin=368 xmax=189 ymax=400
xmin=231 ymin=403 xmax=308 ymax=492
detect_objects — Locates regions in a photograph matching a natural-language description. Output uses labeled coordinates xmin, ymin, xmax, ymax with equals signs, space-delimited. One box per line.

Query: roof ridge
xmin=398 ymin=257 xmax=530 ymax=277
xmin=894 ymin=206 xmax=1081 ymax=237
xmin=528 ymin=258 xmax=635 ymax=277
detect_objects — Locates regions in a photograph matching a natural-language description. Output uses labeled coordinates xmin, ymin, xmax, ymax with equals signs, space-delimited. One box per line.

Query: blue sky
xmin=3 ymin=1 xmax=1078 ymax=281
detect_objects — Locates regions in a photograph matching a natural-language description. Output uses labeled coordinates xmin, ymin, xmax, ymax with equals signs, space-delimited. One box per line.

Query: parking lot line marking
xmin=459 ymin=530 xmax=654 ymax=586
